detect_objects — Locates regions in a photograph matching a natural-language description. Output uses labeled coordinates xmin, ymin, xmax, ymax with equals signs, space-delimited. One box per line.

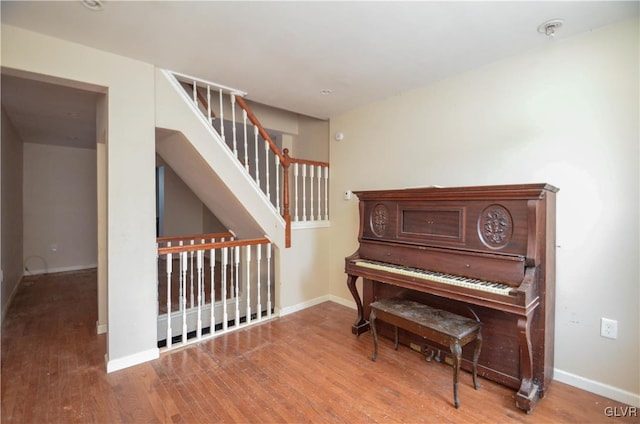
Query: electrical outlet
xmin=601 ymin=317 xmax=618 ymax=339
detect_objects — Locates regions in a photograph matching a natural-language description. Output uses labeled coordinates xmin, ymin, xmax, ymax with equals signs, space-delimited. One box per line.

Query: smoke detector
xmin=537 ymin=19 xmax=564 ymax=39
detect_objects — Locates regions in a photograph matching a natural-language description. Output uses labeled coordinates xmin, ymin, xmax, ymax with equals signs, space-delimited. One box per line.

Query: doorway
xmin=0 ymin=70 xmax=106 ymax=331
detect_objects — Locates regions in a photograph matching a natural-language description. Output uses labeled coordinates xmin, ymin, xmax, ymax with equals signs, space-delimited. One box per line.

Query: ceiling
xmin=1 ymin=1 xmax=638 ymax=148
xmin=1 ymin=73 xmax=100 ymax=149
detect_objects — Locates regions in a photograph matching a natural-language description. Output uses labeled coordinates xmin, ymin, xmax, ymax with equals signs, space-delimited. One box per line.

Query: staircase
xmin=154 ymin=69 xmax=329 ymax=350
xmin=155 ymin=69 xmax=287 ymax=247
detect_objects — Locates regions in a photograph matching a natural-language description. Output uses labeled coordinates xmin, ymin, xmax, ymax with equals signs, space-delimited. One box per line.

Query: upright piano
xmin=344 ymin=183 xmax=558 ymax=413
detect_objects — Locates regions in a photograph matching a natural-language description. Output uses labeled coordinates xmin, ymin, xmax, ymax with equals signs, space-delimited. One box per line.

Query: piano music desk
xmin=370 ymin=297 xmax=483 ymax=409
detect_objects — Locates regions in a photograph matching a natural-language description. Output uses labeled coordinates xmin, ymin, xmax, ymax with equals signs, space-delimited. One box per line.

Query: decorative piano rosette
xmin=370 ymin=204 xmax=389 ymax=237
xmin=478 ymin=205 xmax=513 ymax=249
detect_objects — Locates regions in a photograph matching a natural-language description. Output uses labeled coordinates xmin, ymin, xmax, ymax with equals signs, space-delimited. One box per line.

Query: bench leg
xmin=472 ymin=329 xmax=482 ymax=390
xmin=450 ymin=340 xmax=462 ymax=409
xmin=370 ymin=309 xmax=378 ymax=362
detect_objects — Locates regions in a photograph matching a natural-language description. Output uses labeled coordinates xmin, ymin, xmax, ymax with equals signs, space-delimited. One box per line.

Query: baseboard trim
xmin=279 ymin=295 xmax=355 ymax=317
xmin=554 ymin=368 xmax=640 ymax=407
xmin=25 ymin=264 xmax=97 ymax=276
xmin=327 ymin=294 xmax=356 ymax=310
xmin=106 ymin=348 xmax=159 ymax=373
xmin=279 ymin=295 xmax=333 ymax=316
xmin=96 ymin=321 xmax=107 ymax=334
xmin=1 ymin=272 xmax=22 ymax=325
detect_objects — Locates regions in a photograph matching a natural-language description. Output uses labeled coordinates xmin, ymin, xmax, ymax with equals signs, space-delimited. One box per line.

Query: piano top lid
xmin=353 ymin=183 xmax=559 ymax=201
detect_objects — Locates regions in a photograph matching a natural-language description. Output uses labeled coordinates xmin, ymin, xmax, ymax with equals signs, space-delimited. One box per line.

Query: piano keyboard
xmin=353 ymin=259 xmax=513 ymax=296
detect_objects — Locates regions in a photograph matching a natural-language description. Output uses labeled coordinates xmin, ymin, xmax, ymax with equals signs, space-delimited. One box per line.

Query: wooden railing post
xmin=283 ymin=148 xmax=292 ymax=248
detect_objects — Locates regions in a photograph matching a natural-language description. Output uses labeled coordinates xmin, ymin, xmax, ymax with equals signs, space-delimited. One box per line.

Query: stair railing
xmin=157 ymin=232 xmax=274 ymax=350
xmin=234 ymin=96 xmax=293 ymax=247
xmin=167 ymin=70 xmax=329 ymax=248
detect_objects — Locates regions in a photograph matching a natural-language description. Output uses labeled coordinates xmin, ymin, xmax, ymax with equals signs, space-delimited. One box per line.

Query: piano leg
xmin=516 ymin=313 xmax=540 ymax=414
xmin=346 ymin=274 xmax=369 ymax=335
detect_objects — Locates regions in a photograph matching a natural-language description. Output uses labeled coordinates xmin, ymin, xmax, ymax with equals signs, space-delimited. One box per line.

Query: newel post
xmin=283 ymin=148 xmax=292 ymax=248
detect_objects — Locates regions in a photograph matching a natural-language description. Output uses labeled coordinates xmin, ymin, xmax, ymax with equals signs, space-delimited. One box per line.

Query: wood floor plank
xmin=2 ymin=269 xmax=638 ymax=423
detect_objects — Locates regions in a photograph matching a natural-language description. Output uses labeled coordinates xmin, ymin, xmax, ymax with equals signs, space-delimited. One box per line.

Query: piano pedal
xmin=423 ymin=346 xmax=441 ymax=362
xmin=425 ymin=351 xmax=434 ymax=362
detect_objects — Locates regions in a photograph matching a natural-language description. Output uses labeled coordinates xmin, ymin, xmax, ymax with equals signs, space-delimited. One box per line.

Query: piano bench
xmin=369 ymin=297 xmax=483 ymax=409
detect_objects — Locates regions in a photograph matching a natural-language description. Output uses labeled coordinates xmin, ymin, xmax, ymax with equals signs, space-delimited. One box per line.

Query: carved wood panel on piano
xmin=344 ymin=183 xmax=558 ymax=414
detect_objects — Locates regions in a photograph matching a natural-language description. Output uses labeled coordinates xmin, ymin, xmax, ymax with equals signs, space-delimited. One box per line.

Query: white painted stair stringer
xmin=155 ymin=68 xmax=285 ymax=248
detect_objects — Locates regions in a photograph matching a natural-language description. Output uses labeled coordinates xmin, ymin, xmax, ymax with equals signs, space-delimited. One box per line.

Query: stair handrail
xmin=157 ymin=231 xmax=234 ymax=246
xmin=288 ymin=157 xmax=331 ymax=168
xmin=234 ymin=96 xmax=286 ymax=164
xmin=171 ymin=71 xmax=246 ymax=97
xmin=158 ymin=236 xmax=270 ymax=255
xmin=167 ymin=69 xmax=330 ymax=248
xmin=233 ymin=97 xmax=292 ymax=247
xmin=183 ymin=80 xmax=293 ymax=247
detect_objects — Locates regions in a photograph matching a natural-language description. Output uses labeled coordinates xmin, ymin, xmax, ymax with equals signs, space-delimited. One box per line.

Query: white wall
xmin=295 ymin=115 xmax=330 ymax=163
xmin=156 ymin=155 xmax=206 ymax=237
xmin=96 ymin=95 xmax=108 ymax=334
xmin=2 ymin=25 xmax=158 ymax=371
xmin=278 ymin=225 xmax=331 ymax=314
xmin=329 ymin=19 xmax=639 ymax=405
xmin=22 ymin=143 xmax=97 ymax=274
xmin=1 ymin=107 xmax=24 ymax=321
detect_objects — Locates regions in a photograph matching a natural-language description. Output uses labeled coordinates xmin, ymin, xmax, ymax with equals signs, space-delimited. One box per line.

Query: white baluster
xmin=196 ymin=249 xmax=203 ymax=339
xmin=243 ymin=109 xmax=249 ymax=172
xmin=222 ymin=247 xmax=228 ymax=331
xmin=309 ymin=165 xmax=314 ymax=222
xmin=210 ymin=242 xmax=216 ymax=333
xmin=256 ymin=245 xmax=262 ymax=320
xmin=207 ymin=85 xmax=212 ymax=126
xmin=178 ymin=241 xmax=184 ymax=311
xmin=189 ymin=240 xmax=195 ymax=309
xmin=302 ymin=164 xmax=307 ymax=221
xmin=245 ymin=246 xmax=251 ymax=325
xmin=266 ymin=243 xmax=272 ymax=318
xmin=181 ymin=251 xmax=188 ymax=344
xmin=166 ymin=251 xmax=172 ymax=348
xmin=219 ymin=90 xmax=225 ymax=144
xmin=254 ymin=125 xmax=260 ymax=188
xmin=275 ymin=155 xmax=281 ymax=214
xmin=317 ymin=165 xmax=322 ymax=221
xmin=324 ymin=166 xmax=329 ymax=220
xmin=231 ymin=94 xmax=238 ymax=158
xmin=234 ymin=246 xmax=240 ymax=327
xmin=192 ymin=80 xmax=197 ymax=107
xmin=294 ymin=162 xmax=299 ymax=221
xmin=265 ymin=139 xmax=271 ymax=204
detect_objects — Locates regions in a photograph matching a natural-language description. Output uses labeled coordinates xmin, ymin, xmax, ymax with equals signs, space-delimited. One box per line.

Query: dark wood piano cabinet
xmin=344 ymin=183 xmax=558 ymax=413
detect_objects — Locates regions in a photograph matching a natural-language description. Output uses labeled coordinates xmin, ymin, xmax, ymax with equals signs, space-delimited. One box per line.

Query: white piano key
xmin=353 ymin=259 xmax=513 ymax=296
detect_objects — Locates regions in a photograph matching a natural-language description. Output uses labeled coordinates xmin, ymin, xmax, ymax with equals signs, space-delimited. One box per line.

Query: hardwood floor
xmin=2 ymin=269 xmax=637 ymax=423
